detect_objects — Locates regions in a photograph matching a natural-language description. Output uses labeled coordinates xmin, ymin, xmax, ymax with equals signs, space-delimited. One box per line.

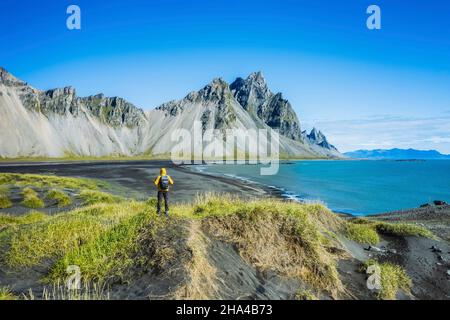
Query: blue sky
xmin=1 ymin=0 xmax=449 ymax=153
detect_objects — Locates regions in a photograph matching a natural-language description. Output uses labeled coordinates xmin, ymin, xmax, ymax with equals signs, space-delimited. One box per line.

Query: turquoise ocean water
xmin=196 ymin=160 xmax=450 ymax=216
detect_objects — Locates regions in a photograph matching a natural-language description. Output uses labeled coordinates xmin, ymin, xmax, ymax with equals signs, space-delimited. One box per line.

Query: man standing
xmin=154 ymin=168 xmax=174 ymax=216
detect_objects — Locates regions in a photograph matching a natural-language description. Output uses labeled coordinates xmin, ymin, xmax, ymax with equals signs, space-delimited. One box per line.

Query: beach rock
xmin=430 ymin=246 xmax=443 ymax=253
xmin=365 ymin=245 xmax=385 ymax=253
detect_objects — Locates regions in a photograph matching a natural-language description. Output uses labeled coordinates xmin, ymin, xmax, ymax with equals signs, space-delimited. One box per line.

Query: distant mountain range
xmin=0 ymin=67 xmax=341 ymax=159
xmin=344 ymin=148 xmax=450 ymax=160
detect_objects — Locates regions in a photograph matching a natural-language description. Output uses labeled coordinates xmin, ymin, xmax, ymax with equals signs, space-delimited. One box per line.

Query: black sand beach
xmin=0 ymin=160 xmax=275 ymax=204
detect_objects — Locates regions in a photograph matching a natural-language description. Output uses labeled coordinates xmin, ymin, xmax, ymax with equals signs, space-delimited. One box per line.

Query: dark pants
xmin=157 ymin=191 xmax=169 ymax=215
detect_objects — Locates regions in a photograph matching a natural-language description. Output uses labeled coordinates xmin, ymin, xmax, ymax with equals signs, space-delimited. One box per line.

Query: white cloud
xmin=304 ymin=114 xmax=450 ymax=154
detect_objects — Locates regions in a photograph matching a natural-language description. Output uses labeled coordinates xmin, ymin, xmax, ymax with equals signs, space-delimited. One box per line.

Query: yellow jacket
xmin=154 ymin=168 xmax=174 ymax=191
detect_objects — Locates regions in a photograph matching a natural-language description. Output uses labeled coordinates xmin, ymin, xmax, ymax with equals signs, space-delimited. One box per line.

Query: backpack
xmin=159 ymin=175 xmax=170 ymax=190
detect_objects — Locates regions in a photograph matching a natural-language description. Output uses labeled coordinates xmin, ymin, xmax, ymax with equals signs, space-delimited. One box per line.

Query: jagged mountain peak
xmin=200 ymin=77 xmax=230 ymax=98
xmin=208 ymin=77 xmax=228 ymax=87
xmin=309 ymin=127 xmax=320 ymax=138
xmin=230 ymin=71 xmax=302 ymax=141
xmin=231 ymin=71 xmax=268 ymax=93
xmin=246 ymin=71 xmax=267 ymax=87
xmin=307 ymin=127 xmax=336 ymax=151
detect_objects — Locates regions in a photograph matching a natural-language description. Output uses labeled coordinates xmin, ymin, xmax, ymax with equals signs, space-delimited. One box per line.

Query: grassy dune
xmin=0 ymin=173 xmax=435 ymax=300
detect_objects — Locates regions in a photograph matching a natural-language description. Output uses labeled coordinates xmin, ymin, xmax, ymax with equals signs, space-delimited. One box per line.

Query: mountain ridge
xmin=0 ymin=67 xmax=342 ymax=159
xmin=344 ymin=148 xmax=450 ymax=160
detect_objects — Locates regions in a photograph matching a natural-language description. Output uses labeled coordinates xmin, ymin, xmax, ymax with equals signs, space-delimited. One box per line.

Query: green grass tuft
xmin=0 ymin=196 xmax=12 ymax=209
xmin=21 ymin=187 xmax=44 ymax=209
xmin=0 ymin=211 xmax=48 ymax=228
xmin=0 ymin=287 xmax=17 ymax=300
xmin=0 ymin=173 xmax=105 ymax=191
xmin=362 ymin=260 xmax=411 ymax=300
xmin=347 ymin=218 xmax=433 ymax=240
xmin=0 ymin=186 xmax=12 ymax=209
xmin=296 ymin=289 xmax=318 ymax=300
xmin=46 ymin=189 xmax=72 ymax=207
xmin=375 ymin=222 xmax=434 ymax=238
xmin=49 ymin=210 xmax=163 ymax=282
xmin=345 ymin=221 xmax=380 ymax=245
xmin=2 ymin=202 xmax=146 ymax=268
xmin=78 ymin=190 xmax=122 ymax=205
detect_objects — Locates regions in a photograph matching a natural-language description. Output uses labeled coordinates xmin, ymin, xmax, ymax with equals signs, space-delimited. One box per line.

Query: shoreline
xmin=181 ymin=163 xmax=369 ymax=217
xmin=0 ymin=159 xmax=436 ymax=218
xmin=1 ymin=159 xmax=447 ymax=220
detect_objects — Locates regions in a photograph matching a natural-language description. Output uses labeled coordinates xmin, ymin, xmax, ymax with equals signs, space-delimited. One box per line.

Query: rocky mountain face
xmin=156 ymin=78 xmax=237 ymax=132
xmin=0 ymin=67 xmax=341 ymax=159
xmin=1 ymin=68 xmax=146 ymax=128
xmin=81 ymin=94 xmax=146 ymax=127
xmin=230 ymin=72 xmax=302 ymax=141
xmin=306 ymin=128 xmax=338 ymax=151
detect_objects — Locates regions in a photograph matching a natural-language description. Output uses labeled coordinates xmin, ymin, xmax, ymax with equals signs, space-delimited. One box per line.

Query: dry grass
xmin=24 ymin=282 xmax=110 ymax=300
xmin=174 ymin=220 xmax=219 ymax=300
xmin=198 ymin=195 xmax=344 ymax=297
